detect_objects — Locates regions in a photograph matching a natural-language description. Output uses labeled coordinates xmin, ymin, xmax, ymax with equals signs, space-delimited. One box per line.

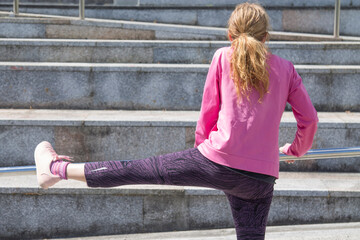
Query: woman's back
xmin=195 ymin=47 xmax=318 ymax=178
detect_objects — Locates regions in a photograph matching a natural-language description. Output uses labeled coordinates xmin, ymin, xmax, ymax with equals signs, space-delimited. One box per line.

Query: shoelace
xmin=45 ymin=144 xmax=73 ymax=162
xmin=54 ymin=155 xmax=73 ymax=162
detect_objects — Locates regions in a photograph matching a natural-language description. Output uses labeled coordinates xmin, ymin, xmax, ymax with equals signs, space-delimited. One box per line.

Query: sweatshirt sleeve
xmin=194 ymin=50 xmax=222 ymax=147
xmin=283 ymin=64 xmax=319 ymax=157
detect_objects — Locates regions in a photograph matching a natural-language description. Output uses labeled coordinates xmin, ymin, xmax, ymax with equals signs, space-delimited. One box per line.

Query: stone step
xmin=0 ymin=62 xmax=359 ymax=112
xmin=0 ymin=1 xmax=360 ymax=36
xmin=1 ymin=16 xmax=359 ymax=41
xmin=0 ymin=109 xmax=358 ymax=173
xmin=58 ymin=223 xmax=360 ymax=240
xmin=2 ymin=39 xmax=360 ymax=65
xmin=0 ymin=171 xmax=359 ymax=239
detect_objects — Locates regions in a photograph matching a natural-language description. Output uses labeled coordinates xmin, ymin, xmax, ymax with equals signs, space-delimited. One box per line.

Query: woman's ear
xmin=262 ymin=32 xmax=268 ymax=43
xmin=228 ymin=33 xmax=233 ymax=41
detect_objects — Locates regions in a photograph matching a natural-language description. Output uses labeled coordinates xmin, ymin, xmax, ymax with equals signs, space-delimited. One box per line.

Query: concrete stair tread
xmin=0 ymin=61 xmax=211 ymax=69
xmin=2 ymin=60 xmax=360 ymax=67
xmin=56 ymin=223 xmax=360 ymax=240
xmin=0 ymin=109 xmax=359 ymax=127
xmin=3 ymin=38 xmax=360 ymax=45
xmin=1 ymin=171 xmax=359 ymax=197
xmin=2 ymin=61 xmax=360 ymax=70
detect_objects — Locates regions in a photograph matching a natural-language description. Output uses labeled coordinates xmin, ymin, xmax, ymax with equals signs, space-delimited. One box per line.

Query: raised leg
xmin=66 ymin=163 xmax=86 ymax=182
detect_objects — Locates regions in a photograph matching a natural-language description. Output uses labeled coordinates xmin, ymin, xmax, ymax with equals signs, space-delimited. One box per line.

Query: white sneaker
xmin=34 ymin=141 xmax=72 ymax=189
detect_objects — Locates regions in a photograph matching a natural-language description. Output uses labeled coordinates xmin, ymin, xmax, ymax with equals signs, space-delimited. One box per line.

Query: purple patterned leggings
xmin=84 ymin=148 xmax=274 ymax=240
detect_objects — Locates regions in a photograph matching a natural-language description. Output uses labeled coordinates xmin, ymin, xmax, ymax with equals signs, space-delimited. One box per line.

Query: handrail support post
xmin=13 ymin=0 xmax=19 ymax=15
xmin=79 ymin=0 xmax=85 ymax=20
xmin=334 ymin=0 xmax=341 ymax=38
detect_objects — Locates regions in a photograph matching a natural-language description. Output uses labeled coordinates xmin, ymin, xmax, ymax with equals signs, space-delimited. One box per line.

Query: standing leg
xmin=225 ymin=190 xmax=273 ymax=240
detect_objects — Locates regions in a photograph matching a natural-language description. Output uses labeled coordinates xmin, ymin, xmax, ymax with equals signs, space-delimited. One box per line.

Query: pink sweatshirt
xmin=195 ymin=47 xmax=318 ymax=178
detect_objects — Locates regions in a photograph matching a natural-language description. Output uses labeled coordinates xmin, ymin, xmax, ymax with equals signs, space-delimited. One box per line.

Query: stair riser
xmin=0 ymin=187 xmax=359 ymax=238
xmin=0 ymin=123 xmax=359 ymax=172
xmin=1 ymin=41 xmax=360 ymax=65
xmin=0 ymin=65 xmax=359 ymax=111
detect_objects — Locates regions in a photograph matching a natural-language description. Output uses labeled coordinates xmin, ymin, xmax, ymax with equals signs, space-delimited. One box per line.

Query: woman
xmin=34 ymin=3 xmax=318 ymax=239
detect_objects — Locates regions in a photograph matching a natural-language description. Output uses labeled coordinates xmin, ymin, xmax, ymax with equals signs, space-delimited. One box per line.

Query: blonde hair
xmin=228 ymin=3 xmax=270 ymax=102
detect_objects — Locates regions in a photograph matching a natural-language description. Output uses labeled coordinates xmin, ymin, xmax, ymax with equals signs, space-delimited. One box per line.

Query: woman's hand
xmin=279 ymin=143 xmax=295 ymax=164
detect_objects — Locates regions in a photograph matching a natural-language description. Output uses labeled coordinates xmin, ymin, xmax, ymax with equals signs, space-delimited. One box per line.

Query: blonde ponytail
xmin=228 ymin=3 xmax=270 ymax=102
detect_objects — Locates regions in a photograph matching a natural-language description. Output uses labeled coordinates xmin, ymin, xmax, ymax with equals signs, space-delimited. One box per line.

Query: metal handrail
xmin=0 ymin=147 xmax=359 ymax=173
xmin=10 ymin=0 xmax=342 ymax=38
xmin=12 ymin=0 xmax=86 ymax=19
xmin=279 ymin=147 xmax=360 ymax=161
